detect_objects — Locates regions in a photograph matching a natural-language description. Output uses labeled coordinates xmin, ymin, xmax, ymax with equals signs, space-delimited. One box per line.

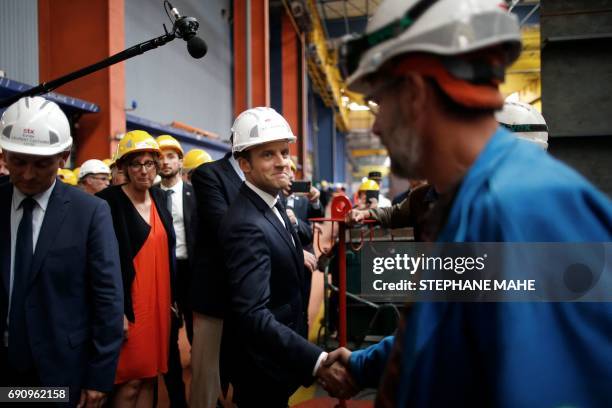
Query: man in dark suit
xmin=189 ymin=146 xmax=243 ymax=407
xmin=157 ymin=135 xmax=199 ymax=407
xmin=219 ymin=107 xmax=356 ymax=406
xmin=0 ymin=96 xmax=124 ymax=407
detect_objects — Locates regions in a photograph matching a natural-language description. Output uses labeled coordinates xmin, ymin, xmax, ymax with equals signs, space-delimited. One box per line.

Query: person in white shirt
xmin=367 ymin=171 xmax=392 ymax=208
xmin=157 ymin=135 xmax=198 ymax=408
xmin=218 ymin=107 xmax=357 ymax=406
xmin=0 ymin=96 xmax=123 ymax=407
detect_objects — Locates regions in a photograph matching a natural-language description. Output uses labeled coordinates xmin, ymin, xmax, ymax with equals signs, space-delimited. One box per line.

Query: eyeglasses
xmin=128 ymin=161 xmax=156 ymax=171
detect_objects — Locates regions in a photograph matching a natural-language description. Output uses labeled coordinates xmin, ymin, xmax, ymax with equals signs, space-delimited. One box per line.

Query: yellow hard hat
xmin=109 ymin=148 xmax=120 ymax=168
xmin=359 ymin=179 xmax=379 ymax=192
xmin=156 ymin=135 xmax=184 ymax=155
xmin=102 ymin=158 xmax=112 ymax=167
xmin=116 ymin=130 xmax=160 ymax=161
xmin=72 ymin=167 xmax=80 ymax=180
xmin=183 ymin=149 xmax=212 ymax=171
xmin=58 ymin=168 xmax=77 ymax=186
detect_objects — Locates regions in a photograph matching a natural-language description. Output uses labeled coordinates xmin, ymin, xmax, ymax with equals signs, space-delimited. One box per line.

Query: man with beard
xmin=323 ymin=0 xmax=612 ymax=406
xmin=157 ymin=135 xmax=198 ymax=408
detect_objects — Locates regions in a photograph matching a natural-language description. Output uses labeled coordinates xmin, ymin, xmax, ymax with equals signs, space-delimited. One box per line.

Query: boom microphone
xmin=167 ymin=1 xmax=208 ymax=59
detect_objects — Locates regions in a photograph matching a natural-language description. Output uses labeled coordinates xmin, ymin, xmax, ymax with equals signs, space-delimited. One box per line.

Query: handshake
xmin=315 ymin=347 xmax=359 ymax=399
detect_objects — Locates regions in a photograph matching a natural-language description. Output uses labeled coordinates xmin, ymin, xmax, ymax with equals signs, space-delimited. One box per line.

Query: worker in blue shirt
xmin=323 ymin=0 xmax=612 ymax=406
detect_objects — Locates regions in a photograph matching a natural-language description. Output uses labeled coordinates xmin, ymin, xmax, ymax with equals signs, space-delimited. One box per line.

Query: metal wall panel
xmin=541 ymin=0 xmax=612 ymax=195
xmin=125 ymin=0 xmax=232 ymax=139
xmin=0 ymin=0 xmax=39 ymax=84
xmin=541 ymin=0 xmax=612 ymax=137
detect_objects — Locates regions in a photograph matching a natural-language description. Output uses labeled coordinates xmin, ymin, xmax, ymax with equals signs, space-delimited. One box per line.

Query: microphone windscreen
xmin=187 ymin=36 xmax=208 ymax=59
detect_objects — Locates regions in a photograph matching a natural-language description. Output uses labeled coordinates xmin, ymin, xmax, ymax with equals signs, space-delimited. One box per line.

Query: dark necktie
xmin=8 ymin=196 xmax=36 ymax=371
xmin=274 ymin=200 xmax=295 ymax=242
xmin=166 ymin=189 xmax=174 ymax=216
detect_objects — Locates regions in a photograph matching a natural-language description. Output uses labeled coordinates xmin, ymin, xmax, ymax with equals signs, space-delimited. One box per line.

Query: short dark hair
xmin=233 ymin=149 xmax=251 ymax=162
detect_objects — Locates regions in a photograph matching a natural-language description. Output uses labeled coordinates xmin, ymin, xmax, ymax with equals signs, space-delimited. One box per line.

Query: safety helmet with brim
xmin=0 ymin=96 xmax=72 ymax=156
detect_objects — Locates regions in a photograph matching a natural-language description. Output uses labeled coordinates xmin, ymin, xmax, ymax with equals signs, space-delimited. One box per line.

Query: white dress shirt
xmin=244 ymin=180 xmax=291 ymax=237
xmin=243 ymin=180 xmax=326 ymax=375
xmin=5 ymin=180 xmax=56 ymax=346
xmin=161 ymin=179 xmax=188 ymax=260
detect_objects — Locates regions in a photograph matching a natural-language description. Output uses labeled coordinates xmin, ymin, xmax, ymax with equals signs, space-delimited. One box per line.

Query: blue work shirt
xmin=350 ymin=127 xmax=612 ymax=407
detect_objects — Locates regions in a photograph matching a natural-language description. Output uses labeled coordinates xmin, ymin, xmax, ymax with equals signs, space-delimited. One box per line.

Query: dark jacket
xmin=96 ymin=185 xmax=176 ymax=322
xmin=219 ymin=183 xmax=322 ymax=396
xmin=190 ymin=152 xmax=242 ymax=317
xmin=0 ymin=180 xmax=123 ymax=401
xmin=182 ymin=182 xmax=198 ymax=266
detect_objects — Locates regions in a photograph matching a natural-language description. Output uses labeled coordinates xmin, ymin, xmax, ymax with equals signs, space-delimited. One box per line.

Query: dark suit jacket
xmin=182 ymin=182 xmax=198 ymax=266
xmin=96 ymin=185 xmax=176 ymax=322
xmin=219 ymin=183 xmax=322 ymax=395
xmin=0 ymin=180 xmax=123 ymax=400
xmin=190 ymin=152 xmax=242 ymax=317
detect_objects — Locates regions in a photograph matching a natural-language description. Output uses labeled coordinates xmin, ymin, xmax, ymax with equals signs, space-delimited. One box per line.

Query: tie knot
xmin=20 ymin=197 xmax=36 ymax=212
xmin=274 ymin=200 xmax=284 ymax=212
xmin=167 ymin=189 xmax=175 ymax=195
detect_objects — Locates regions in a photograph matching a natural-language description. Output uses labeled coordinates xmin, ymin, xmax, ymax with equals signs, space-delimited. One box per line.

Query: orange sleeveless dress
xmin=115 ymin=203 xmax=171 ymax=383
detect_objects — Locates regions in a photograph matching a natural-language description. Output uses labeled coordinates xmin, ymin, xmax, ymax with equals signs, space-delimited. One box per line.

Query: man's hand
xmin=346 ymin=209 xmax=371 ymax=226
xmin=323 ymin=347 xmax=352 ymax=368
xmin=286 ymin=208 xmax=298 ymax=226
xmin=77 ymin=389 xmax=106 ymax=408
xmin=307 ymin=186 xmax=320 ymax=203
xmin=303 ymin=250 xmax=317 ymax=273
xmin=316 ymin=361 xmax=359 ymax=399
xmin=122 ymin=315 xmax=129 ymax=340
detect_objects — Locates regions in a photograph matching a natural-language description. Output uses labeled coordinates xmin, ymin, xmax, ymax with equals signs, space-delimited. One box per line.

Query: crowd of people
xmin=1 ymin=1 xmax=611 ymax=407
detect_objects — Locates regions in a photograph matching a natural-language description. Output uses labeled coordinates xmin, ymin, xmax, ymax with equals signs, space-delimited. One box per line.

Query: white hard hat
xmin=79 ymin=159 xmax=111 ymax=180
xmin=342 ymin=0 xmax=522 ymax=94
xmin=231 ymin=107 xmax=296 ymax=153
xmin=0 ymin=96 xmax=72 ymax=156
xmin=496 ymin=100 xmax=549 ymax=150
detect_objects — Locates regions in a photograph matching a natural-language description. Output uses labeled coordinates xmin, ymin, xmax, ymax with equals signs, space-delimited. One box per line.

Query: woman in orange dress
xmin=97 ymin=130 xmax=176 ymax=407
